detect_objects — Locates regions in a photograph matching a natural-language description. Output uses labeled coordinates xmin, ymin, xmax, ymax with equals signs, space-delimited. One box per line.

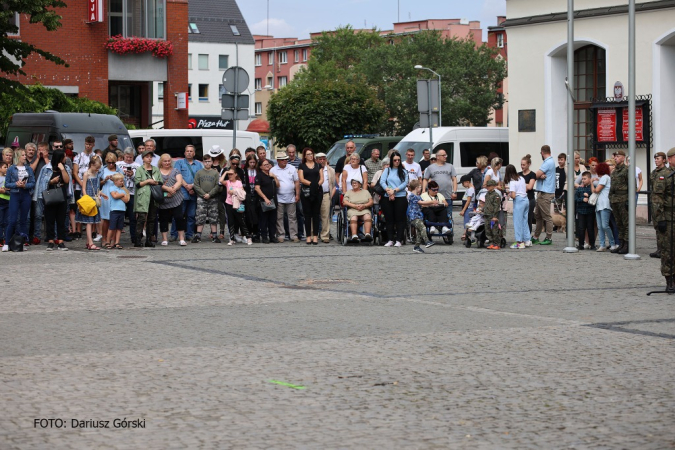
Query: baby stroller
xmin=464 ymin=188 xmax=507 ymax=249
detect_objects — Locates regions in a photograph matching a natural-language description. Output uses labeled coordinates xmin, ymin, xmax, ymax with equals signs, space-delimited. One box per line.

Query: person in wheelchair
xmin=343 ymin=179 xmax=374 ymax=243
xmin=420 ymin=180 xmax=451 ymax=235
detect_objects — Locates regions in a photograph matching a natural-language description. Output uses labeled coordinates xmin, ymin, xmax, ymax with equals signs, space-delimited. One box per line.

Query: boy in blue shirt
xmin=107 ymin=173 xmax=130 ymax=249
xmin=407 ymin=180 xmax=432 ymax=253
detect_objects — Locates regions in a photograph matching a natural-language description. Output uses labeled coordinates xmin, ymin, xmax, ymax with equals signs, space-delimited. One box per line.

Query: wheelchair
xmin=422 ymin=208 xmax=454 ymax=245
xmin=335 ymin=194 xmax=381 ymax=246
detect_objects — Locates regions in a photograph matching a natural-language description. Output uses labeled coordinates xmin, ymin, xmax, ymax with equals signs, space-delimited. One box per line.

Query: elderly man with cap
xmin=649 ymin=151 xmax=671 ymax=258
xmin=316 ymin=152 xmax=336 ymax=243
xmin=609 ymin=150 xmax=630 ymax=254
xmin=134 ymin=139 xmax=160 ymax=167
xmin=652 ymin=147 xmax=675 ymax=290
xmin=171 ymin=144 xmax=203 ymax=241
xmin=270 ymin=151 xmax=299 ymax=242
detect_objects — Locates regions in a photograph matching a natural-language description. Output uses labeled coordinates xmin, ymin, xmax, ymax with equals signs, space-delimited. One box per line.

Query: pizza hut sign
xmin=87 ymin=0 xmax=103 ymax=23
xmin=188 ymin=116 xmax=233 ymax=130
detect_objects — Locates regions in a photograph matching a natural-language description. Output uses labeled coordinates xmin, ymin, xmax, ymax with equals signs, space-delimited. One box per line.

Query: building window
xmin=219 ymin=55 xmax=228 ymax=70
xmin=267 ymin=76 xmax=273 ymax=88
xmin=188 ymin=22 xmax=200 ymax=34
xmin=574 ymin=45 xmax=606 ymax=160
xmin=294 ymin=50 xmax=299 ymax=62
xmin=7 ymin=12 xmax=19 ymax=36
xmin=230 ymin=25 xmax=240 ymax=36
xmin=278 ymin=76 xmax=287 ymax=88
xmin=158 ymin=83 xmax=164 ymax=101
xmin=198 ymin=54 xmax=208 ymax=70
xmin=302 ymin=49 xmax=308 ymax=61
xmin=496 ymin=33 xmax=504 ymax=48
xmin=255 ymin=53 xmax=261 ymax=66
xmin=255 ymin=78 xmax=262 ymax=90
xmin=188 ymin=84 xmax=192 ymax=102
xmin=187 ymin=53 xmax=192 ymax=70
xmin=268 ymin=51 xmax=273 ymax=65
xmin=279 ymin=51 xmax=287 ymax=64
xmin=255 ymin=102 xmax=262 ymax=115
xmin=198 ymin=84 xmax=209 ymax=102
xmin=109 ymin=0 xmax=166 ymax=39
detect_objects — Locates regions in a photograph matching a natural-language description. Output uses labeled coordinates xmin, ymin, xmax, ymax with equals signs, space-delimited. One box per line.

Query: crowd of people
xmin=0 ymin=136 xmax=666 ymax=265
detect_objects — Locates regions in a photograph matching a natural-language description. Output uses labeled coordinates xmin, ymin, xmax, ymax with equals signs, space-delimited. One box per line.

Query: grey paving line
xmin=583 ymin=317 xmax=675 ymax=340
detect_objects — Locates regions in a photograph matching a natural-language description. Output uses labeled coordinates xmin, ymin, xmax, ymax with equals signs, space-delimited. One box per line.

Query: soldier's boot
xmin=618 ymin=241 xmax=629 ymax=255
xmin=611 ymin=240 xmax=623 ymax=253
xmin=650 ymin=249 xmax=661 ymax=258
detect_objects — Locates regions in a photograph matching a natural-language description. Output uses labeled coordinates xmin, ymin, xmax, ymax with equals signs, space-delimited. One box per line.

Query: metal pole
xmin=233 ymin=70 xmax=238 ymax=150
xmin=428 ymin=79 xmax=433 ymax=148
xmin=564 ymin=0 xmax=578 ymax=253
xmin=625 ymin=0 xmax=640 ymax=259
xmin=438 ymin=73 xmax=442 ymax=127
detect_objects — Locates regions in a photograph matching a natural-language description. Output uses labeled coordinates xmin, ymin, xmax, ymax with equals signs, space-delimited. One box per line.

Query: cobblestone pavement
xmin=0 ymin=218 xmax=673 ymax=449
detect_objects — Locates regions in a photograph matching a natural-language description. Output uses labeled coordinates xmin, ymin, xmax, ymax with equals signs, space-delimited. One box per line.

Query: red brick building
xmin=8 ymin=0 xmax=188 ymax=129
xmin=487 ymin=16 xmax=508 ymax=127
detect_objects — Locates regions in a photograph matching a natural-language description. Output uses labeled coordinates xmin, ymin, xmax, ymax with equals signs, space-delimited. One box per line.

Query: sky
xmin=238 ymin=0 xmax=506 ymax=42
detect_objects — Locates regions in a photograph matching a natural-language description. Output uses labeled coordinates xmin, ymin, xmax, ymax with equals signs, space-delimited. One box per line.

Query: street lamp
xmin=414 ymin=65 xmax=442 ymax=126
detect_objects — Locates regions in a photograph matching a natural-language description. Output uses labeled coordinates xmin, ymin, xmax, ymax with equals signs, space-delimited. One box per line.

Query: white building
xmin=152 ymin=0 xmax=255 ymax=131
xmin=504 ymin=0 xmax=675 ymax=173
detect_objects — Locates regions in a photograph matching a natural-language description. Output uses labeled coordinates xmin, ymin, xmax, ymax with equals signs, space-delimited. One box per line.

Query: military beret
xmin=613 ymin=150 xmax=626 ymax=156
xmin=667 ymin=148 xmax=675 ymax=158
xmin=654 ymin=152 xmax=667 ymax=159
xmin=485 ymin=179 xmax=498 ymax=187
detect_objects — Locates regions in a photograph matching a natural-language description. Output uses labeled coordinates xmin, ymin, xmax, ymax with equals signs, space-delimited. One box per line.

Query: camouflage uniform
xmin=609 ymin=161 xmax=629 ymax=243
xmin=650 ymin=165 xmax=672 ymax=257
xmin=652 ymin=167 xmax=675 ymax=277
xmin=483 ymin=189 xmax=502 ymax=245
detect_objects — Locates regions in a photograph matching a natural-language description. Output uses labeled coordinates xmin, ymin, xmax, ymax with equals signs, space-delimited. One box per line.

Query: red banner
xmin=622 ymin=107 xmax=643 ymax=142
xmin=597 ymin=109 xmax=616 ymax=142
xmin=88 ymin=0 xmax=103 ymax=23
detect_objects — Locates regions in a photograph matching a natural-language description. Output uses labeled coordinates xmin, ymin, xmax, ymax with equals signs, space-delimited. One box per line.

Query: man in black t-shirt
xmin=419 ymin=149 xmax=432 ymax=173
xmin=554 ymin=153 xmax=567 ymax=227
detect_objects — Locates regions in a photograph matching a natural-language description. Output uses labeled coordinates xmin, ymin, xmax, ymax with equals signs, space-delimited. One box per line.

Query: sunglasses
xmin=53 ymin=145 xmax=62 ymax=149
xmin=392 ymin=158 xmax=401 ymax=162
xmin=429 ymin=187 xmax=439 ymax=191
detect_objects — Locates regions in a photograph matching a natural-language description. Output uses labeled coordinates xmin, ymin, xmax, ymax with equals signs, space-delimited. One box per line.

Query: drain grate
xmin=301 ymin=279 xmax=354 ymax=285
xmin=117 ymin=255 xmax=148 ymax=259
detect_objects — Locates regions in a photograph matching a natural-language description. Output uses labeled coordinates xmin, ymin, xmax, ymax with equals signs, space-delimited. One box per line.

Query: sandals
xmin=86 ymin=244 xmax=100 ymax=251
xmin=114 ymin=244 xmax=123 ymax=249
xmin=103 ymin=243 xmax=112 ymax=249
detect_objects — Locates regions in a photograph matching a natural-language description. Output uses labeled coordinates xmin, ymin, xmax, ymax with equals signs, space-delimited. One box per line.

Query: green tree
xmin=0 ymin=84 xmax=117 ymax=140
xmin=0 ymin=0 xmax=68 ymax=100
xmin=267 ymin=78 xmax=386 ymax=152
xmin=307 ymin=28 xmax=507 ymax=135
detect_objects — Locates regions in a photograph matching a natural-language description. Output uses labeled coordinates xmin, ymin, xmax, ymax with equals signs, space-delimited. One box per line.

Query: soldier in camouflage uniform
xmin=653 ymin=148 xmax=675 ymax=290
xmin=609 ymin=150 xmax=629 ymax=254
xmin=482 ymin=179 xmax=502 ymax=249
xmin=649 ymin=152 xmax=671 ymax=258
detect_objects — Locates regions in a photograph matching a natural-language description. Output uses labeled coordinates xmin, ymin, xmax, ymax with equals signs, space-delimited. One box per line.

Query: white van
xmin=129 ymin=129 xmax=262 ymax=160
xmin=393 ymin=126 xmax=509 ymax=198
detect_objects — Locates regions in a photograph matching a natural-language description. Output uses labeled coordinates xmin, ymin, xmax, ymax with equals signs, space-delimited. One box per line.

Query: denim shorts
xmin=109 ymin=210 xmax=126 ymax=230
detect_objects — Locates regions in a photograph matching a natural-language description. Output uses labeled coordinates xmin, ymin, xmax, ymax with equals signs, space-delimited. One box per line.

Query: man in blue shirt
xmin=532 ymin=145 xmax=556 ymax=245
xmin=172 ymin=145 xmax=203 ymax=241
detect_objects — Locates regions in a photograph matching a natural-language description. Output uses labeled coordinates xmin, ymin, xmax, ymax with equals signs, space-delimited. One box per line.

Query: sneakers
xmin=247 ymin=238 xmax=253 ymax=245
xmin=57 ymin=242 xmax=68 ymax=251
xmin=31 ymin=237 xmax=41 ymax=245
xmin=413 ymin=245 xmax=425 ymax=253
xmin=394 ymin=241 xmax=402 ymax=247
xmin=524 ymin=240 xmax=533 ymax=247
xmin=161 ymin=241 xmax=168 ymax=246
xmin=47 ymin=242 xmax=55 ymax=251
xmin=363 ymin=233 xmax=373 ymax=242
xmin=425 ymin=241 xmax=435 ymax=248
xmin=441 ymin=226 xmax=451 ymax=235
xmin=510 ymin=242 xmax=519 ymax=249
xmin=93 ymin=235 xmax=102 ymax=242
xmin=384 ymin=241 xmax=394 ymax=247
xmin=517 ymin=242 xmax=526 ymax=249
xmin=429 ymin=226 xmax=438 ymax=234
xmin=596 ymin=246 xmax=607 ymax=252
xmin=609 ymin=244 xmax=620 ymax=252
xmin=228 ymin=240 xmax=234 ymax=246
xmin=144 ymin=241 xmax=155 ymax=248
xmin=584 ymin=243 xmax=591 ymax=249
xmin=212 ymin=236 xmax=221 ymax=244
xmin=539 ymin=238 xmax=552 ymax=245
xmin=1 ymin=245 xmax=8 ymax=252
xmin=351 ymin=235 xmax=359 ymax=243
xmin=487 ymin=244 xmax=500 ymax=250
xmin=234 ymin=234 xmax=245 ymax=244
xmin=191 ymin=235 xmax=201 ymax=243
xmin=179 ymin=240 xmax=187 ymax=246
xmin=576 ymin=245 xmax=585 ymax=251
xmin=531 ymin=238 xmax=540 ymax=245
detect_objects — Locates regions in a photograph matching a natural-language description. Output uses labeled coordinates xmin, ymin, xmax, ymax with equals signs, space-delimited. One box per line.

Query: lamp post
xmin=414 ymin=65 xmax=442 ymax=126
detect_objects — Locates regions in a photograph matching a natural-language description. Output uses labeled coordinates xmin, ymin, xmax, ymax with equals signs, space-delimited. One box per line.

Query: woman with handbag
xmin=75 ymin=155 xmax=105 ymax=251
xmin=298 ymin=147 xmax=324 ymax=245
xmin=254 ymin=159 xmax=280 ymax=244
xmin=2 ymin=148 xmax=36 ymax=252
xmin=37 ymin=150 xmax=71 ymax=250
xmin=157 ymin=154 xmax=187 ymax=246
xmin=133 ymin=150 xmax=163 ymax=248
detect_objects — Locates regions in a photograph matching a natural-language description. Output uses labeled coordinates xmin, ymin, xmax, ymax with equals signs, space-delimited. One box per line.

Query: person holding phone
xmin=2 ymin=149 xmax=36 ymax=251
xmin=116 ymin=148 xmax=139 ymax=244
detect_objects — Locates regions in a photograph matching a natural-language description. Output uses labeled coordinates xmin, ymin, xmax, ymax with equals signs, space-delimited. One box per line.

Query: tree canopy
xmin=0 ymin=0 xmax=68 ymax=101
xmin=268 ymin=26 xmax=507 ymax=145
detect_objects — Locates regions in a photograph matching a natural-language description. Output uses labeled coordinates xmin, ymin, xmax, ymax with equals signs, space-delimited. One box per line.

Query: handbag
xmin=43 ymin=186 xmax=65 ymax=206
xmin=77 ymin=194 xmax=98 ymax=216
xmin=8 ymin=234 xmax=24 ymax=252
xmin=588 ymin=192 xmax=599 ymax=206
xmin=150 ymin=183 xmax=165 ymax=204
xmin=301 ymin=185 xmax=311 ymax=198
xmin=260 ymin=199 xmax=276 ymax=211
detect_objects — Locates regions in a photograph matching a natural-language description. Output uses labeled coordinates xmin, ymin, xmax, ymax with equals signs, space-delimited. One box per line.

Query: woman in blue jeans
xmin=2 ymin=149 xmax=35 ymax=251
xmin=593 ymin=162 xmax=617 ymax=252
xmin=504 ymin=164 xmax=530 ymax=249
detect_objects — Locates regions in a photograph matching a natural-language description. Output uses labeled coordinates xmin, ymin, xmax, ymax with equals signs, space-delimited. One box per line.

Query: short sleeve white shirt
xmin=342 ymin=164 xmax=367 ymax=191
xmin=402 ymin=161 xmax=422 ymax=181
xmin=270 ymin=164 xmax=298 ymax=203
